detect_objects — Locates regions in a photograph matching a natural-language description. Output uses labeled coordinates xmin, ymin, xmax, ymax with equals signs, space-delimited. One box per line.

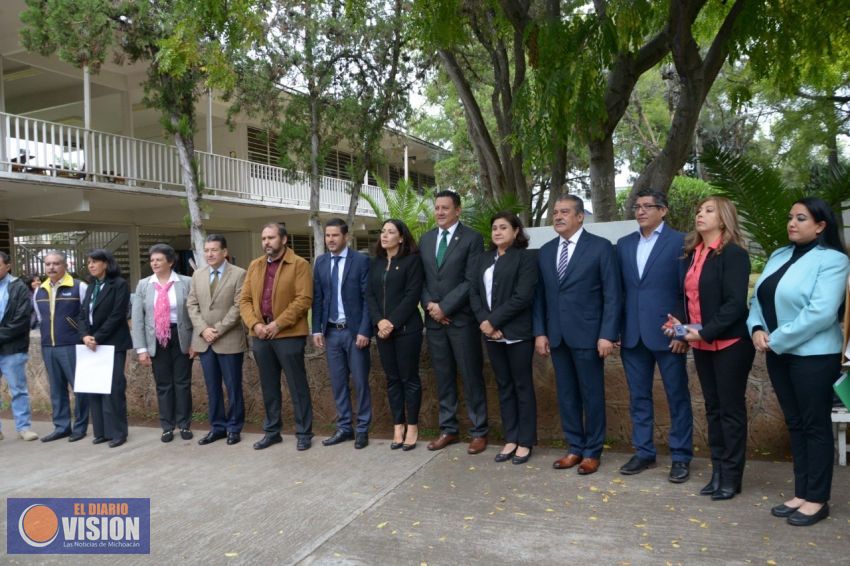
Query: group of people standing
xmin=0 ymin=189 xmax=847 ymax=528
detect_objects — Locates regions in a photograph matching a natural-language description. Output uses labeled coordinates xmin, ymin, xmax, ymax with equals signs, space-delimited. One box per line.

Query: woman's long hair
xmin=794 ymin=196 xmax=845 ymax=253
xmin=683 ymin=197 xmax=747 ymax=256
xmin=85 ymin=248 xmax=122 ymax=281
xmin=373 ymin=219 xmax=419 ymax=258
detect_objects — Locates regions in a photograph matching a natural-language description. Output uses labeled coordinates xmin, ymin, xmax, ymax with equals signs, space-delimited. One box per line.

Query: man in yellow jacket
xmin=240 ymin=223 xmax=314 ymax=451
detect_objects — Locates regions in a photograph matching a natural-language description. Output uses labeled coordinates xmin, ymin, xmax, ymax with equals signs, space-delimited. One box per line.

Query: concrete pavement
xmin=2 ymin=419 xmax=849 ymax=565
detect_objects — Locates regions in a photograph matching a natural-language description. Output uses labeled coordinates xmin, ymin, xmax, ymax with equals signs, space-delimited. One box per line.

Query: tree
xmin=21 ymin=0 xmax=263 ymax=267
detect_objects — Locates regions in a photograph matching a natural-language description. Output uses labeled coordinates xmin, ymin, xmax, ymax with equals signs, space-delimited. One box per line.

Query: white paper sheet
xmin=74 ymin=345 xmax=115 ymax=394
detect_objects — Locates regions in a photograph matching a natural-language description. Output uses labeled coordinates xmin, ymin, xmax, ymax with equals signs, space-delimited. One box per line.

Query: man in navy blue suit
xmin=312 ymin=218 xmax=373 ymax=449
xmin=533 ymin=194 xmax=621 ymax=475
xmin=616 ymin=189 xmax=693 ymax=483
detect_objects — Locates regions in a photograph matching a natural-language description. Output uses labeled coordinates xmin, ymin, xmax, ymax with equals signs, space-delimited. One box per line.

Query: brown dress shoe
xmin=553 ymin=453 xmax=583 ymax=469
xmin=467 ymin=436 xmax=488 ymax=454
xmin=577 ymin=457 xmax=600 ymax=475
xmin=427 ymin=433 xmax=460 ymax=451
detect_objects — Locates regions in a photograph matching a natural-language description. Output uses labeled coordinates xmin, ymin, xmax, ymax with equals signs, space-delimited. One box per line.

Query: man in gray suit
xmin=187 ymin=235 xmax=248 ymax=446
xmin=420 ymin=190 xmax=488 ymax=454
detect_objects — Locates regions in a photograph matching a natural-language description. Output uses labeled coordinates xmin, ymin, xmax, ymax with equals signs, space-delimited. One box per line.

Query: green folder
xmin=834 ymin=373 xmax=850 ymax=410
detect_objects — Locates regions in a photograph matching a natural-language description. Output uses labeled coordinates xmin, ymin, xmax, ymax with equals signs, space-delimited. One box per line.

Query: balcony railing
xmin=0 ymin=112 xmax=386 ymax=217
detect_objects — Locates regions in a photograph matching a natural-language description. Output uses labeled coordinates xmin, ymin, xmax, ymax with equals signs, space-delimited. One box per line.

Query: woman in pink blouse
xmin=665 ymin=197 xmax=754 ymax=501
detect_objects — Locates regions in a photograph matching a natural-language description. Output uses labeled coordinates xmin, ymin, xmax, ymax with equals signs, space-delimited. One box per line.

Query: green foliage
xmin=360 ymin=178 xmax=435 ymax=241
xmin=702 ymin=145 xmax=803 ymax=256
xmin=21 ymin=0 xmax=113 ymax=70
xmin=460 ymin=193 xmax=526 ymax=247
xmin=665 ymin=177 xmax=720 ymax=233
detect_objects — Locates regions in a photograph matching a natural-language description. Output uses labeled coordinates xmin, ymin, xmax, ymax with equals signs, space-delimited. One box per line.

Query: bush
xmin=665 ymin=176 xmax=720 ymax=233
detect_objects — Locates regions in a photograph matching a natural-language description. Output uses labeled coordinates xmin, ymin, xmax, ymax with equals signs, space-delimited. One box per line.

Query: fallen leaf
xmin=640 ymin=543 xmax=653 ymax=551
xmin=469 ymin=466 xmax=476 ymax=471
xmin=224 ymin=553 xmax=238 ymax=558
xmin=634 ymin=524 xmax=646 ymax=528
xmin=412 ymin=521 xmax=420 ymax=527
xmin=546 ymin=508 xmax=555 ymax=513
xmin=377 ymin=522 xmax=388 ymax=529
xmin=590 ymin=486 xmax=600 ymax=492
xmin=464 ymin=516 xmax=474 ymax=521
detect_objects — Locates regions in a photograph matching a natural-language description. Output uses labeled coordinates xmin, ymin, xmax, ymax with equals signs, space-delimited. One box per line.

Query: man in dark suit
xmin=312 ymin=218 xmax=372 ymax=449
xmin=533 ymin=194 xmax=621 ymax=475
xmin=420 ymin=190 xmax=488 ymax=454
xmin=616 ymin=189 xmax=693 ymax=482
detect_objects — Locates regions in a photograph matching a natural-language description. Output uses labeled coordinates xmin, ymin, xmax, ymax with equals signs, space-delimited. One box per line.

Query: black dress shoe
xmin=92 ymin=436 xmax=108 ymax=445
xmin=495 ymin=448 xmax=516 ymax=463
xmin=198 ymin=431 xmax=227 ymax=445
xmin=322 ymin=430 xmax=354 ymax=446
xmin=700 ymin=471 xmax=721 ymax=496
xmin=390 ymin=441 xmax=403 ymax=450
xmin=619 ymin=455 xmax=656 ymax=475
xmin=512 ymin=447 xmax=533 ymax=465
xmin=68 ymin=432 xmax=87 ymax=442
xmin=711 ymin=481 xmax=742 ymax=501
xmin=296 ymin=437 xmax=312 ymax=451
xmin=787 ymin=503 xmax=829 ymax=526
xmin=226 ymin=432 xmax=241 ymax=445
xmin=401 ymin=442 xmax=416 ymax=451
xmin=108 ymin=437 xmax=126 ymax=448
xmin=180 ymin=429 xmax=193 ymax=440
xmin=161 ymin=430 xmax=174 ymax=443
xmin=41 ymin=430 xmax=71 ymax=442
xmin=354 ymin=433 xmax=369 ymax=449
xmin=253 ymin=433 xmax=282 ymax=450
xmin=771 ymin=503 xmax=801 ymax=518
xmin=669 ymin=461 xmax=690 ymax=483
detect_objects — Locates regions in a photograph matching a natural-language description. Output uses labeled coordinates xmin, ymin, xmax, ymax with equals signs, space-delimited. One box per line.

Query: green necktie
xmin=210 ymin=269 xmax=220 ymax=295
xmin=436 ymin=230 xmax=449 ymax=267
xmin=91 ymin=280 xmax=103 ymax=306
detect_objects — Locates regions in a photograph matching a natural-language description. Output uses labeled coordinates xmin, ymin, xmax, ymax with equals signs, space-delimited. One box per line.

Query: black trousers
xmin=377 ymin=330 xmax=422 ymax=425
xmin=693 ymin=339 xmax=755 ymax=484
xmin=151 ymin=329 xmax=193 ymax=432
xmin=90 ymin=351 xmax=129 ymax=442
xmin=766 ymin=351 xmax=840 ymax=503
xmin=486 ymin=340 xmax=537 ymax=447
xmin=426 ymin=324 xmax=488 ymax=436
xmin=252 ymin=336 xmax=313 ymax=440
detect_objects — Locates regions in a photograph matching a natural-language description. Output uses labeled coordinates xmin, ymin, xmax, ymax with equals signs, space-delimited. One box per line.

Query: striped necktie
xmin=557 ymin=240 xmax=570 ymax=280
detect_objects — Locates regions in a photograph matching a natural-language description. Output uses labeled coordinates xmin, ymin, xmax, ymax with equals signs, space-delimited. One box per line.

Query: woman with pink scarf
xmin=131 ymin=244 xmax=194 ymax=442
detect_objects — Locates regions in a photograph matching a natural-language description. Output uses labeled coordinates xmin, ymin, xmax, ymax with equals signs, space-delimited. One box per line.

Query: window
xmin=323 ymin=150 xmax=353 ymax=180
xmin=247 ymin=127 xmax=281 ymax=166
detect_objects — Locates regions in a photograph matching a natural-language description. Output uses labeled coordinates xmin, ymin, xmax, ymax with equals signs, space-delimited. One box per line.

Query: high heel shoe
xmin=391 ymin=425 xmax=406 ymax=450
xmin=711 ymin=480 xmax=742 ymax=501
xmin=495 ymin=448 xmax=516 ymax=463
xmin=402 ymin=426 xmax=417 ymax=451
xmin=512 ymin=447 xmax=532 ymax=465
xmin=700 ymin=470 xmax=721 ymax=496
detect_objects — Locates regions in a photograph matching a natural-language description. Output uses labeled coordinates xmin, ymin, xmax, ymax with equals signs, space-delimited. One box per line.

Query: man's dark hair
xmin=555 ymin=194 xmax=584 ymax=215
xmin=325 ymin=218 xmax=349 ymax=235
xmin=0 ymin=250 xmax=9 ymax=266
xmin=205 ymin=234 xmax=228 ymax=249
xmin=434 ymin=189 xmax=461 ymax=208
xmin=148 ymin=243 xmax=178 ymax=265
xmin=86 ymin=248 xmax=122 ymax=279
xmin=262 ymin=222 xmax=288 ymax=240
xmin=635 ymin=188 xmax=668 ymax=209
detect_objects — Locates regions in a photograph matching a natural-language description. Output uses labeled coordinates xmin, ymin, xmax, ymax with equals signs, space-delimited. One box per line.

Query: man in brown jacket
xmin=188 ymin=234 xmax=248 ymax=446
xmin=239 ymin=223 xmax=314 ymax=451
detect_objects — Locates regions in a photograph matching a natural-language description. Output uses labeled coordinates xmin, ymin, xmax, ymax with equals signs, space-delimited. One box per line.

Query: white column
xmin=128 ymin=225 xmax=141 ymax=288
xmin=121 ymin=91 xmax=134 ymax=137
xmin=403 ymin=144 xmax=409 ymax=181
xmin=83 ymin=65 xmax=91 ymax=130
xmin=206 ymin=89 xmax=213 ymax=154
xmin=0 ymin=55 xmax=6 ymax=170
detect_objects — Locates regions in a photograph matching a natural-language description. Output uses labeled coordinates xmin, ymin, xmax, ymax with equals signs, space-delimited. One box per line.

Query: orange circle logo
xmin=18 ymin=504 xmax=59 ymax=547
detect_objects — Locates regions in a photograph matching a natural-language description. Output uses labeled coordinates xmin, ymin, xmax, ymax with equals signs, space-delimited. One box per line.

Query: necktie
xmin=210 ymin=269 xmax=220 ymax=296
xmin=557 ymin=240 xmax=570 ymax=280
xmin=91 ymin=280 xmax=103 ymax=307
xmin=329 ymin=256 xmax=341 ymax=322
xmin=154 ymin=280 xmax=175 ymax=347
xmin=436 ymin=230 xmax=449 ymax=267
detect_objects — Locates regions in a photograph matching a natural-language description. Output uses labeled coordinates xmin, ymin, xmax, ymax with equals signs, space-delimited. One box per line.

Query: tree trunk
xmin=309 ymin=94 xmax=324 ymax=263
xmin=588 ymin=135 xmax=618 ymax=221
xmin=171 ymin=112 xmax=206 ymax=269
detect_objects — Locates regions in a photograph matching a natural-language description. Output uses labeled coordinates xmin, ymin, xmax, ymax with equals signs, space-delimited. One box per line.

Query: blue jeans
xmin=42 ymin=345 xmax=89 ymax=435
xmin=0 ymin=352 xmax=33 ymax=432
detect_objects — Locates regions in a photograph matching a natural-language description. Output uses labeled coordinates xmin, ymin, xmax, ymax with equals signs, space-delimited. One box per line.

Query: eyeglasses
xmin=631 ymin=204 xmax=664 ymax=212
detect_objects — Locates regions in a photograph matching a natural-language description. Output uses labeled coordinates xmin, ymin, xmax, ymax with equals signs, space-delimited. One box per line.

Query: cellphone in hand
xmin=673 ymin=323 xmax=702 ymax=337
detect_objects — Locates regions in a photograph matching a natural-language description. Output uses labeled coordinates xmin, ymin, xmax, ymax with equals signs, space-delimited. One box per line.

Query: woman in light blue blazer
xmin=748 ymin=197 xmax=850 ymax=527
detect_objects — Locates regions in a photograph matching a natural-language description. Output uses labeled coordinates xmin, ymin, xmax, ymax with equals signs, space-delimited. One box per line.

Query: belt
xmin=328 ymin=322 xmax=348 ymax=330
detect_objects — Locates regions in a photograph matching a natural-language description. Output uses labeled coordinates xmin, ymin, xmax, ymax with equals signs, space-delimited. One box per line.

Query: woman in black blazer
xmin=366 ymin=219 xmax=424 ymax=451
xmin=665 ymin=197 xmax=753 ymax=500
xmin=470 ymin=212 xmax=538 ymax=465
xmin=77 ymin=249 xmax=133 ymax=448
